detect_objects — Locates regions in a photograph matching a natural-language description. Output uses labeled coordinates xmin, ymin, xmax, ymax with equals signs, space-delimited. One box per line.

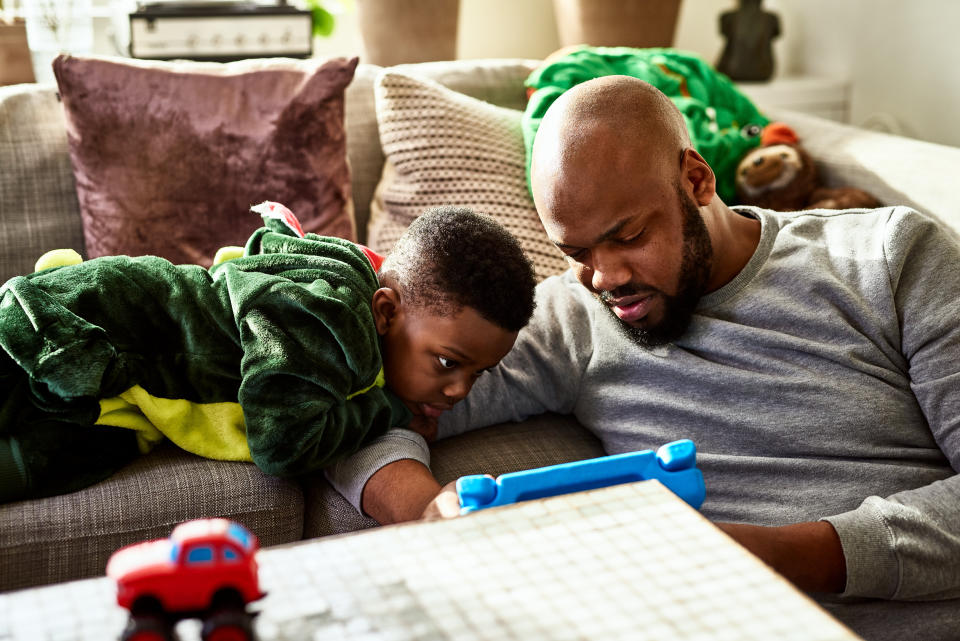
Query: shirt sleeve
xmin=324 ymin=428 xmax=431 ymax=510
xmin=822 ymin=207 xmax=960 ymax=600
xmin=324 ymin=273 xmax=596 ymax=513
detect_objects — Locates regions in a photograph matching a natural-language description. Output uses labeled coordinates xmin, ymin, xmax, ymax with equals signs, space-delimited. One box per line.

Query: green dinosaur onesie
xmin=0 ymin=208 xmax=410 ymax=502
xmin=523 ymin=46 xmax=771 ymax=203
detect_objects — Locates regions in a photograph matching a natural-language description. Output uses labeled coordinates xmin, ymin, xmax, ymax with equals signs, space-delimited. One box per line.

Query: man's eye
xmin=565 ymin=249 xmax=586 ymax=261
xmin=622 ymin=230 xmax=645 ymax=244
xmin=438 ymin=356 xmax=458 ymax=369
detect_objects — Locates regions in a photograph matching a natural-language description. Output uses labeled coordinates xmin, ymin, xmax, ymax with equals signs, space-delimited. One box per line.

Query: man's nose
xmin=590 ymin=246 xmax=632 ymax=293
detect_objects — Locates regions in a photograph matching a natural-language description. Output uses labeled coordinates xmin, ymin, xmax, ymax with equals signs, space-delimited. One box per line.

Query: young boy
xmin=0 ymin=204 xmax=536 ymax=502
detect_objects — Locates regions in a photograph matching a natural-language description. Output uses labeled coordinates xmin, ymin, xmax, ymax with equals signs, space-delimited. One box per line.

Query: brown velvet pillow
xmin=52 ymin=54 xmax=358 ymax=266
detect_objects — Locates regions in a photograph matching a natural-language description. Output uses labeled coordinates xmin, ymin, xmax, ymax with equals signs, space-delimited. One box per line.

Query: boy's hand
xmin=408 ymin=415 xmax=438 ymax=441
xmin=420 ymin=481 xmax=462 ymax=520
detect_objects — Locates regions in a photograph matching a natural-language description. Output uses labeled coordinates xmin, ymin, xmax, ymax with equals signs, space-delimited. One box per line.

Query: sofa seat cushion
xmin=0 ymin=443 xmax=303 ymax=591
xmin=302 ymin=413 xmax=603 ymax=537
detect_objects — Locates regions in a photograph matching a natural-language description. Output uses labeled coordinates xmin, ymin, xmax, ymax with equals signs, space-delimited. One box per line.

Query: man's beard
xmin=600 ymin=188 xmax=713 ymax=348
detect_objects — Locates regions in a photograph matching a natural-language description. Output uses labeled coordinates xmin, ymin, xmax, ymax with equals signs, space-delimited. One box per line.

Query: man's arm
xmin=804 ymin=208 xmax=960 ymax=600
xmin=734 ymin=209 xmax=960 ymax=600
xmin=715 ymin=521 xmax=846 ymax=593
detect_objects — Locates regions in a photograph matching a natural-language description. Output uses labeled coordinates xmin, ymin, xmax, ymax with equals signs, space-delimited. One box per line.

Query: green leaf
xmin=308 ymin=2 xmax=335 ymax=37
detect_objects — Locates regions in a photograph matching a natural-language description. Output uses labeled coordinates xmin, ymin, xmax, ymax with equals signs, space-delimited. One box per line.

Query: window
xmin=226 ymin=523 xmax=253 ymax=550
xmin=186 ymin=545 xmax=214 ymax=564
xmin=222 ymin=547 xmax=240 ymax=563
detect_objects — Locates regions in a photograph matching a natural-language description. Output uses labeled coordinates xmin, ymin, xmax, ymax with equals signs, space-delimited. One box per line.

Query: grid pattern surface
xmin=0 ymin=480 xmax=861 ymax=641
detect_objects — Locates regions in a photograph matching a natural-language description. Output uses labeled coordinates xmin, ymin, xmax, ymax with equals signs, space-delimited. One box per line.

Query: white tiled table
xmin=0 ymin=480 xmax=862 ymax=640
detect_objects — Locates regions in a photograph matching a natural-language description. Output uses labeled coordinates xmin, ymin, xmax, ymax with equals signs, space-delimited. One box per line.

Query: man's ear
xmin=680 ymin=147 xmax=717 ymax=206
xmin=372 ymin=287 xmax=401 ymax=336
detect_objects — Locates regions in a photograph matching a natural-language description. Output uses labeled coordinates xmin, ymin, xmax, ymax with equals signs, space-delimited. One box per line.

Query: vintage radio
xmin=129 ymin=1 xmax=312 ymax=62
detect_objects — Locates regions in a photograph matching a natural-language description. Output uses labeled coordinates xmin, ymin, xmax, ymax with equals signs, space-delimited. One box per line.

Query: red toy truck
xmin=106 ymin=518 xmax=264 ymax=641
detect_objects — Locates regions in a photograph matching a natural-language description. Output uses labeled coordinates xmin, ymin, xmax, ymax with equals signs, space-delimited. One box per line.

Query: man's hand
xmin=419 ymin=481 xmax=462 ymax=520
xmin=715 ymin=520 xmax=847 ymax=593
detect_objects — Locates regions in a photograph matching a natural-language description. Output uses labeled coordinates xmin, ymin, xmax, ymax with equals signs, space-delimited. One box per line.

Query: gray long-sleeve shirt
xmin=328 ymin=206 xmax=960 ymax=640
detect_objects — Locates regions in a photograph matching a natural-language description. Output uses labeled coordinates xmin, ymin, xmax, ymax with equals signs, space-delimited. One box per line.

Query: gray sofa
xmin=2 ymin=57 xmax=959 ymax=592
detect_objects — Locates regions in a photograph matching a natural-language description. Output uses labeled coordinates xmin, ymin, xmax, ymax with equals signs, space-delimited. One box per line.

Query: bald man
xmin=329 ymin=76 xmax=960 ymax=640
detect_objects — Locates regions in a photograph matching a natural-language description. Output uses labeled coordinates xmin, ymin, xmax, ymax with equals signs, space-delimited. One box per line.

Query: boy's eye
xmin=437 ymin=356 xmax=458 ymax=369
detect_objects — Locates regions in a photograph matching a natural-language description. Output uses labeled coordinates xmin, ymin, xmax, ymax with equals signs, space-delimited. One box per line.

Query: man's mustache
xmin=598 ymin=283 xmax=658 ymax=304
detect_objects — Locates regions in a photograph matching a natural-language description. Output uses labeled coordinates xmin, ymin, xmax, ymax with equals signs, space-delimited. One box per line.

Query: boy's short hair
xmin=379 ymin=207 xmax=537 ymax=332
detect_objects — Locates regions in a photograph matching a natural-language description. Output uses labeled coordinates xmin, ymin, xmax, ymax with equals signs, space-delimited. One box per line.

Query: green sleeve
xmin=217 ymin=236 xmax=412 ymax=477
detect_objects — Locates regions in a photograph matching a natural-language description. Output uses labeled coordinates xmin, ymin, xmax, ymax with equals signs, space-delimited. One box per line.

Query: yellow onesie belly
xmin=96 ymin=369 xmax=386 ymax=460
xmin=97 ymin=386 xmax=252 ymax=460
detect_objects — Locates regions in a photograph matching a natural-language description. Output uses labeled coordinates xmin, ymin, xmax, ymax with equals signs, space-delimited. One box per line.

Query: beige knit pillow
xmin=368 ymin=71 xmax=568 ymax=281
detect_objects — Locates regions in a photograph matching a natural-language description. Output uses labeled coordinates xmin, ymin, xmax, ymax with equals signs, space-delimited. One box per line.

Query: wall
xmin=322 ymin=0 xmax=960 ymax=148
xmin=86 ymin=0 xmax=959 ymax=147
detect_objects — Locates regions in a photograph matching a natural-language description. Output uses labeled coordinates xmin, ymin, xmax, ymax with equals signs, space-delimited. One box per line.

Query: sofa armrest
xmin=767 ymin=107 xmax=960 ymax=238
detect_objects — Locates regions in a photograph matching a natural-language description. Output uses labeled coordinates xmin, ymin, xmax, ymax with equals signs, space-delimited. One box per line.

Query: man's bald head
xmin=531 ymin=75 xmax=691 ymax=213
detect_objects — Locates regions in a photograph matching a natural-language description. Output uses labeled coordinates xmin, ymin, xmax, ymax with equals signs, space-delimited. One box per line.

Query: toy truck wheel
xmin=210 ymin=588 xmax=245 ymax=611
xmin=130 ymin=595 xmax=165 ymax=618
xmin=121 ymin=614 xmax=174 ymax=641
xmin=201 ymin=608 xmax=254 ymax=641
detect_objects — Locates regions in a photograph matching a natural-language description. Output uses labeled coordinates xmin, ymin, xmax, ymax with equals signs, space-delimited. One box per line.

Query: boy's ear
xmin=372 ymin=287 xmax=401 ymax=335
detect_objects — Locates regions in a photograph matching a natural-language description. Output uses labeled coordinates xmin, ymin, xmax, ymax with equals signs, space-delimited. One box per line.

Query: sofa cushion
xmin=344 ymin=63 xmax=386 ymax=246
xmin=52 ymin=54 xmax=358 ymax=268
xmin=0 ymin=443 xmax=303 ymax=591
xmin=367 ymin=70 xmax=569 ymax=281
xmin=0 ymin=84 xmax=85 ymax=283
xmin=345 ymin=59 xmax=540 ymax=245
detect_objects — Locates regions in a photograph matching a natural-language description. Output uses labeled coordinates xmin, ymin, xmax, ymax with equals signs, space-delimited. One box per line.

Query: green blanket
xmin=523 ymin=47 xmax=770 ymax=203
xmin=0 ymin=210 xmax=410 ymax=500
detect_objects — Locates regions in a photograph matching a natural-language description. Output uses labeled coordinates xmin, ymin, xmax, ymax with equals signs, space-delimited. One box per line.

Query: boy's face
xmin=374 ymin=293 xmax=519 ymax=419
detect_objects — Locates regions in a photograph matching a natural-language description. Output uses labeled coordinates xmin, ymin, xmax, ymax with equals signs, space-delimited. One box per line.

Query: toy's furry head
xmin=735 ymin=122 xmax=817 ymax=211
xmin=735 ymin=142 xmax=818 ymax=211
xmin=734 ymin=122 xmax=882 ymax=212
